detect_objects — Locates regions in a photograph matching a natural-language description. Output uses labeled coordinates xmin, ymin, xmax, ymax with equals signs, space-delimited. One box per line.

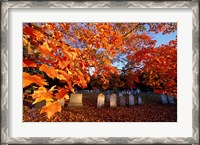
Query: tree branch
xmin=123 ymin=23 xmax=141 ymax=38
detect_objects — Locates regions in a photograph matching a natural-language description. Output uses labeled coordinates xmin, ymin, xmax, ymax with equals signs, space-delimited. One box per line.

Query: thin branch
xmin=123 ymin=23 xmax=141 ymax=38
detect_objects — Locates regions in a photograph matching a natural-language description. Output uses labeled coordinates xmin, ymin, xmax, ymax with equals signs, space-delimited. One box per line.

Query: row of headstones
xmin=161 ymin=94 xmax=175 ymax=104
xmin=76 ymin=89 xmax=141 ymax=94
xmin=106 ymin=89 xmax=141 ymax=95
xmin=34 ymin=93 xmax=175 ymax=109
xmin=34 ymin=93 xmax=142 ymax=109
xmin=97 ymin=93 xmax=142 ymax=108
xmin=62 ymin=93 xmax=175 ymax=106
xmin=82 ymin=90 xmax=101 ymax=93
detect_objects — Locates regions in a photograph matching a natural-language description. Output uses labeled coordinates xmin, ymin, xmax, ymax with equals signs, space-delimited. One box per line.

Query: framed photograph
xmin=1 ymin=1 xmax=199 ymax=144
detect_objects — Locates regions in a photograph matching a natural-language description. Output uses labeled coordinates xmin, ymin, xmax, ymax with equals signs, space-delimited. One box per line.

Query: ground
xmin=23 ymin=92 xmax=177 ymax=122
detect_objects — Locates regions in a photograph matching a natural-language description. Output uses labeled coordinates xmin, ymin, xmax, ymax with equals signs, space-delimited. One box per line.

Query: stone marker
xmin=167 ymin=95 xmax=175 ymax=104
xmin=129 ymin=95 xmax=134 ymax=106
xmin=137 ymin=89 xmax=140 ymax=94
xmin=35 ymin=100 xmax=46 ymax=109
xmin=97 ymin=93 xmax=105 ymax=108
xmin=161 ymin=94 xmax=168 ymax=104
xmin=106 ymin=93 xmax=110 ymax=103
xmin=138 ymin=96 xmax=142 ymax=105
xmin=110 ymin=94 xmax=117 ymax=107
xmin=68 ymin=94 xmax=83 ymax=107
xmin=119 ymin=96 xmax=126 ymax=106
xmin=60 ymin=98 xmax=65 ymax=107
xmin=119 ymin=93 xmax=123 ymax=97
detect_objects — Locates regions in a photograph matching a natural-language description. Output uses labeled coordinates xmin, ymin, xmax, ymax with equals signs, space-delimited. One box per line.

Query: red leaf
xmin=23 ymin=59 xmax=37 ymax=67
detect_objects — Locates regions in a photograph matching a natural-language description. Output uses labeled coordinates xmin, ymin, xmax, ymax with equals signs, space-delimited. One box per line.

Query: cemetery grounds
xmin=23 ymin=91 xmax=177 ymax=122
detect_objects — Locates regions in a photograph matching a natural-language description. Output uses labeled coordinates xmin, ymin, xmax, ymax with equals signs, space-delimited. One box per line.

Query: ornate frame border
xmin=1 ymin=1 xmax=199 ymax=144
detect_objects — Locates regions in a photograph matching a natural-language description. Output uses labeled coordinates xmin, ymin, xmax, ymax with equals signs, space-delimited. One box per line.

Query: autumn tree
xmin=23 ymin=22 xmax=177 ymax=119
xmin=132 ymin=39 xmax=177 ymax=97
xmin=123 ymin=23 xmax=177 ymax=97
xmin=23 ymin=23 xmax=128 ymax=118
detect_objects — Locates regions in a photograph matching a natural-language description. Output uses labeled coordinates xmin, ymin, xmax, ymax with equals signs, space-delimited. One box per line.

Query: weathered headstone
xmin=35 ymin=100 xmax=46 ymax=109
xmin=106 ymin=93 xmax=110 ymax=103
xmin=60 ymin=98 xmax=65 ymax=107
xmin=119 ymin=96 xmax=126 ymax=106
xmin=167 ymin=95 xmax=175 ymax=104
xmin=137 ymin=88 xmax=140 ymax=94
xmin=147 ymin=89 xmax=150 ymax=94
xmin=129 ymin=95 xmax=134 ymax=106
xmin=110 ymin=94 xmax=117 ymax=107
xmin=97 ymin=93 xmax=105 ymax=108
xmin=161 ymin=94 xmax=168 ymax=104
xmin=68 ymin=94 xmax=83 ymax=107
xmin=119 ymin=93 xmax=123 ymax=97
xmin=138 ymin=96 xmax=142 ymax=105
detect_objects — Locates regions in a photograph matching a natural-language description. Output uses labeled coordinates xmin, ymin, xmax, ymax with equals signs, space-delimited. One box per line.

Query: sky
xmin=151 ymin=31 xmax=177 ymax=47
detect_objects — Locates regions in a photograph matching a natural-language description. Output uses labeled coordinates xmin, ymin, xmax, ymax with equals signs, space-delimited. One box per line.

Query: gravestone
xmin=119 ymin=96 xmax=126 ymax=106
xmin=106 ymin=93 xmax=110 ymax=103
xmin=68 ymin=94 xmax=83 ymax=107
xmin=35 ymin=100 xmax=46 ymax=109
xmin=60 ymin=98 xmax=65 ymax=107
xmin=110 ymin=94 xmax=117 ymax=107
xmin=119 ymin=93 xmax=123 ymax=97
xmin=129 ymin=95 xmax=134 ymax=106
xmin=138 ymin=96 xmax=142 ymax=105
xmin=137 ymin=89 xmax=140 ymax=94
xmin=161 ymin=94 xmax=168 ymax=104
xmin=97 ymin=93 xmax=105 ymax=108
xmin=147 ymin=89 xmax=150 ymax=94
xmin=167 ymin=95 xmax=175 ymax=104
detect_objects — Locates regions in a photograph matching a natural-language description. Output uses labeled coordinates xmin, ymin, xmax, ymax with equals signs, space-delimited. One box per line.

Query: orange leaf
xmin=38 ymin=42 xmax=53 ymax=57
xmin=32 ymin=75 xmax=48 ymax=87
xmin=39 ymin=64 xmax=59 ymax=79
xmin=23 ymin=72 xmax=48 ymax=88
xmin=32 ymin=87 xmax=53 ymax=104
xmin=40 ymin=101 xmax=61 ymax=119
xmin=57 ymin=70 xmax=72 ymax=88
xmin=55 ymin=88 xmax=68 ymax=99
xmin=23 ymin=72 xmax=33 ymax=88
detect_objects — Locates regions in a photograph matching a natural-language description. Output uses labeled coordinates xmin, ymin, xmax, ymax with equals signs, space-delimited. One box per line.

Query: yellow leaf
xmin=32 ymin=87 xmax=53 ymax=104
